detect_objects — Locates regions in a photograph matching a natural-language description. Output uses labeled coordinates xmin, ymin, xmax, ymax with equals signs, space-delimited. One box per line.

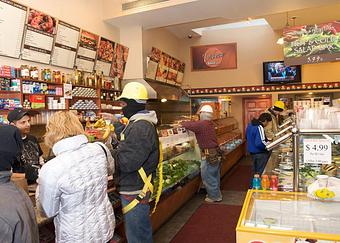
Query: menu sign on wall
xmin=284 ymin=21 xmax=340 ymax=65
xmin=22 ymin=9 xmax=56 ymax=64
xmin=51 ymin=21 xmax=80 ymax=69
xmin=191 ymin=43 xmax=237 ymax=71
xmin=95 ymin=37 xmax=115 ymax=76
xmin=0 ymin=0 xmax=27 ymax=58
xmin=110 ymin=43 xmax=129 ymax=79
xmin=75 ymin=30 xmax=99 ymax=72
xmin=147 ymin=47 xmax=185 ymax=85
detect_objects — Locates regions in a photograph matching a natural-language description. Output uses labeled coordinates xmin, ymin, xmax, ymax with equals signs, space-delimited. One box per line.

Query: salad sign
xmin=284 ymin=21 xmax=340 ymax=65
xmin=303 ymin=139 xmax=331 ymax=164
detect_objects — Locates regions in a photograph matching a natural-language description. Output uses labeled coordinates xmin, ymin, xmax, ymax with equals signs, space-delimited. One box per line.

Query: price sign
xmin=303 ymin=139 xmax=331 ymax=164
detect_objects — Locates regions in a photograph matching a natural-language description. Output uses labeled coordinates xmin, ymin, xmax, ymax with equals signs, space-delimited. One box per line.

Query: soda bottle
xmin=261 ymin=175 xmax=270 ymax=190
xmin=270 ymin=175 xmax=278 ymax=191
xmin=252 ymin=174 xmax=261 ymax=190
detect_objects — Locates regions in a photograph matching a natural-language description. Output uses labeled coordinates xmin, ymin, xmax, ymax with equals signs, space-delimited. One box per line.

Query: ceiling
xmin=106 ymin=0 xmax=340 ymax=37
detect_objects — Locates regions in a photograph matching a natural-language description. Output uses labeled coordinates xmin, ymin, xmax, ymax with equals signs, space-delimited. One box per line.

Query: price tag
xmin=303 ymin=139 xmax=331 ymax=164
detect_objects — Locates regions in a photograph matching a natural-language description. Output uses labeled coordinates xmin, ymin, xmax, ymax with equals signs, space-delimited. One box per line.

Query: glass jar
xmin=30 ymin=66 xmax=39 ymax=80
xmin=20 ymin=65 xmax=30 ymax=78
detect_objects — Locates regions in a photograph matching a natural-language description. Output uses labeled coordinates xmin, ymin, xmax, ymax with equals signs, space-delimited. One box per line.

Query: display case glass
xmin=237 ymin=190 xmax=340 ymax=242
xmin=153 ymin=127 xmax=201 ymax=194
xmin=265 ymin=131 xmax=340 ymax=192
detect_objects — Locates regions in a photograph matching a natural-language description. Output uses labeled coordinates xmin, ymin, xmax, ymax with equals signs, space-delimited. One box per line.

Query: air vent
xmin=122 ymin=0 xmax=169 ymax=10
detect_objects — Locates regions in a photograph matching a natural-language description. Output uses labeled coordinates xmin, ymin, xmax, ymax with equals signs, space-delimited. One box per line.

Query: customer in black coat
xmin=0 ymin=125 xmax=39 ymax=243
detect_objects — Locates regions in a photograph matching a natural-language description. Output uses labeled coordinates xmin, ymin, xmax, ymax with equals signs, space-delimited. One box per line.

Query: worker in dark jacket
xmin=0 ymin=125 xmax=39 ymax=243
xmin=182 ymin=105 xmax=222 ymax=203
xmin=112 ymin=82 xmax=159 ymax=243
xmin=246 ymin=113 xmax=272 ymax=176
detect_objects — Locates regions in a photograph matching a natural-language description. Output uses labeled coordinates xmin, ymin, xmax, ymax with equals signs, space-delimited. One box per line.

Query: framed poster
xmin=95 ymin=37 xmax=115 ymax=76
xmin=22 ymin=8 xmax=57 ymax=64
xmin=51 ymin=21 xmax=80 ymax=69
xmin=191 ymin=43 xmax=237 ymax=71
xmin=75 ymin=30 xmax=99 ymax=72
xmin=0 ymin=0 xmax=27 ymax=59
xmin=110 ymin=43 xmax=129 ymax=79
xmin=284 ymin=21 xmax=340 ymax=65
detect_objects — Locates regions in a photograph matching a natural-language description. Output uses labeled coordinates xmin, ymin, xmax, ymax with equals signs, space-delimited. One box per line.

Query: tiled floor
xmin=154 ymin=156 xmax=251 ymax=243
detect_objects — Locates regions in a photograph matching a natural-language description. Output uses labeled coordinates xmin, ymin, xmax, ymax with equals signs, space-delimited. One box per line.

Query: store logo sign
xmin=202 ymin=47 xmax=224 ymax=67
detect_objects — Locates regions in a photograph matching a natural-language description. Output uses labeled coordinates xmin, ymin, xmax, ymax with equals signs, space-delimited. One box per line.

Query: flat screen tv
xmin=263 ymin=61 xmax=301 ymax=85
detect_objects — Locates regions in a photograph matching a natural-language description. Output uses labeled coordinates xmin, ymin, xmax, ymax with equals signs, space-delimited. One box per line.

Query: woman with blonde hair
xmin=37 ymin=111 xmax=115 ymax=243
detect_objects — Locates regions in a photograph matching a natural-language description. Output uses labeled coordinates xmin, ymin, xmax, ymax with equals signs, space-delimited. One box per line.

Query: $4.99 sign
xmin=303 ymin=139 xmax=331 ymax=164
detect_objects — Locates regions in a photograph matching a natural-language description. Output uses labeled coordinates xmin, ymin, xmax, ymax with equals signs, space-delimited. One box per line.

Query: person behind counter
xmin=37 ymin=111 xmax=115 ymax=243
xmin=8 ymin=109 xmax=44 ymax=184
xmin=111 ymin=82 xmax=160 ymax=243
xmin=246 ymin=113 xmax=272 ymax=176
xmin=181 ymin=105 xmax=223 ymax=203
xmin=264 ymin=100 xmax=286 ymax=141
xmin=0 ymin=125 xmax=39 ymax=243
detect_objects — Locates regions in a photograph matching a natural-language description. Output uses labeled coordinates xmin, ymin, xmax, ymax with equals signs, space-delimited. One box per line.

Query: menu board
xmin=147 ymin=47 xmax=185 ymax=85
xmin=110 ymin=43 xmax=129 ymax=79
xmin=51 ymin=21 xmax=80 ymax=68
xmin=0 ymin=0 xmax=27 ymax=58
xmin=95 ymin=37 xmax=115 ymax=76
xmin=22 ymin=9 xmax=56 ymax=64
xmin=75 ymin=30 xmax=99 ymax=72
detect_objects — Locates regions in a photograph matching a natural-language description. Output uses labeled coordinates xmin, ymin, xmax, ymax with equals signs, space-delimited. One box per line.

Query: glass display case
xmin=237 ymin=190 xmax=340 ymax=242
xmin=265 ymin=130 xmax=340 ymax=192
xmin=154 ymin=126 xmax=201 ymax=194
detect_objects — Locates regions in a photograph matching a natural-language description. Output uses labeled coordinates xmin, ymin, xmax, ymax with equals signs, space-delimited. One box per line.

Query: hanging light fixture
xmin=277 ymin=12 xmax=289 ymax=45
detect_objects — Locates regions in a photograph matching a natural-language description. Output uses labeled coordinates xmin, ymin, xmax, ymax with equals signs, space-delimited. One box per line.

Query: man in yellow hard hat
xmin=264 ymin=100 xmax=286 ymax=141
xmin=111 ymin=82 xmax=159 ymax=243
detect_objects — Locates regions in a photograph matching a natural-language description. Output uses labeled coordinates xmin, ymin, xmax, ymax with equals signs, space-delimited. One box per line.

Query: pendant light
xmin=277 ymin=12 xmax=289 ymax=45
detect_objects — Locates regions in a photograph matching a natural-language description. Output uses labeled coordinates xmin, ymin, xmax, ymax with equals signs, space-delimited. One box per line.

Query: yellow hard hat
xmin=118 ymin=82 xmax=148 ymax=100
xmin=274 ymin=100 xmax=285 ymax=111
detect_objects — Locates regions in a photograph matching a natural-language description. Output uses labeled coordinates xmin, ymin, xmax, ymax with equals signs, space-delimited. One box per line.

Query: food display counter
xmin=264 ymin=130 xmax=340 ymax=192
xmin=212 ymin=117 xmax=245 ymax=177
xmin=236 ymin=190 xmax=340 ymax=243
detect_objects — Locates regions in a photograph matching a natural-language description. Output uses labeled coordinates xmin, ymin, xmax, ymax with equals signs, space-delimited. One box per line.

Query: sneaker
xmin=204 ymin=197 xmax=222 ymax=203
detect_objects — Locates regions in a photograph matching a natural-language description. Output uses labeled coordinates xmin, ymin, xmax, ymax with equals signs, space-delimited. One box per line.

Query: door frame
xmin=242 ymin=95 xmax=272 ymax=137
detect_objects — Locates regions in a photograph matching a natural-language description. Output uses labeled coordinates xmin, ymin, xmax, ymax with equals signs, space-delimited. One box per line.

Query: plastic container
xmin=270 ymin=175 xmax=278 ymax=191
xmin=252 ymin=174 xmax=261 ymax=190
xmin=261 ymin=175 xmax=270 ymax=190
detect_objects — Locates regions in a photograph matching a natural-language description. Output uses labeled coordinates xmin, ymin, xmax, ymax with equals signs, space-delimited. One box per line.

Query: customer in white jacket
xmin=37 ymin=111 xmax=115 ymax=243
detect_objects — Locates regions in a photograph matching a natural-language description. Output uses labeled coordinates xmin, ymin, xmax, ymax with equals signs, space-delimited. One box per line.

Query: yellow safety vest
xmin=120 ymin=119 xmax=163 ymax=215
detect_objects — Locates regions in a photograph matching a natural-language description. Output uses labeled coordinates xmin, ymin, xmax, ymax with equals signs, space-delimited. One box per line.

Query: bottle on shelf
xmin=261 ymin=175 xmax=270 ymax=190
xmin=252 ymin=174 xmax=261 ymax=190
xmin=73 ymin=66 xmax=79 ymax=85
xmin=270 ymin=175 xmax=278 ymax=191
xmin=100 ymin=71 xmax=104 ymax=88
xmin=20 ymin=65 xmax=30 ymax=79
xmin=94 ymin=70 xmax=98 ymax=88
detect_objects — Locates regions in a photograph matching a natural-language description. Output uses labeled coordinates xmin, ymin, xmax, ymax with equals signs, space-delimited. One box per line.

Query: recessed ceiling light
xmin=308 ymin=92 xmax=313 ymax=95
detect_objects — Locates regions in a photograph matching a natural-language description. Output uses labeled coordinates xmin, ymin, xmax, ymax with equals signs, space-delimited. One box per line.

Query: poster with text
xmin=0 ymin=0 xmax=27 ymax=58
xmin=51 ymin=21 xmax=80 ymax=69
xmin=284 ymin=21 xmax=340 ymax=65
xmin=149 ymin=47 xmax=161 ymax=62
xmin=110 ymin=43 xmax=129 ymax=79
xmin=176 ymin=62 xmax=185 ymax=84
xmin=95 ymin=37 xmax=115 ymax=76
xmin=22 ymin=9 xmax=56 ymax=64
xmin=75 ymin=30 xmax=99 ymax=72
xmin=191 ymin=43 xmax=237 ymax=71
